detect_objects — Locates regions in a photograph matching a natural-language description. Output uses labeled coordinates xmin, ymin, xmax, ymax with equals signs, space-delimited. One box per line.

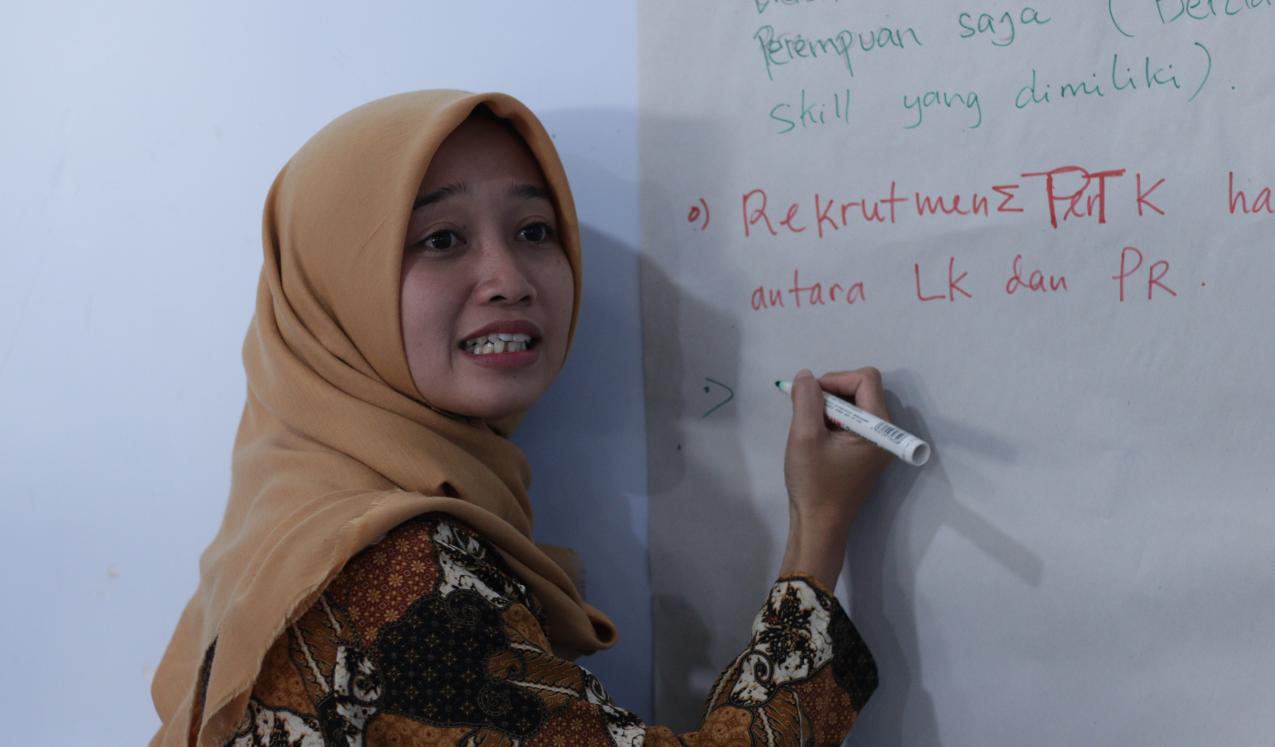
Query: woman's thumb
xmin=789 ymin=369 xmax=826 ymax=441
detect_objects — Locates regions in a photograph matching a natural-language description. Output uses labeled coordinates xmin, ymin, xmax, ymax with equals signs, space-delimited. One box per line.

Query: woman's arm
xmin=662 ymin=571 xmax=877 ymax=746
xmin=778 ymin=368 xmax=894 ymax=591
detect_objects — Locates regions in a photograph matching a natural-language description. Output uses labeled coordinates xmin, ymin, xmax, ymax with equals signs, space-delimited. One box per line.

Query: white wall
xmin=0 ymin=2 xmax=646 ymax=743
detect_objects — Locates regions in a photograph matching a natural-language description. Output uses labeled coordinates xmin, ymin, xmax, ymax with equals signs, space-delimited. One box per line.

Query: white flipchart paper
xmin=640 ymin=2 xmax=1275 ymax=743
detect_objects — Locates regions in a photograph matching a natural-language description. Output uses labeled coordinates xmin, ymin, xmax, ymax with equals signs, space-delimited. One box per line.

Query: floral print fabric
xmin=200 ymin=514 xmax=876 ymax=746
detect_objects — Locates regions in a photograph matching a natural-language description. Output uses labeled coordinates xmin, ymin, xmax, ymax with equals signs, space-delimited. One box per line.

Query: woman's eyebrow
xmin=413 ymin=182 xmax=468 ymax=210
xmin=509 ymin=183 xmax=552 ymax=202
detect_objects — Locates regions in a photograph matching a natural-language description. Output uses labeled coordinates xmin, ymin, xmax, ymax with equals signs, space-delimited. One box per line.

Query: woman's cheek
xmin=551 ymin=252 xmax=575 ymax=317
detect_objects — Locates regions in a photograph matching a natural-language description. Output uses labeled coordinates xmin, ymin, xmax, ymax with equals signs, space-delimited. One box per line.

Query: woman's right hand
xmin=778 ymin=367 xmax=894 ymax=588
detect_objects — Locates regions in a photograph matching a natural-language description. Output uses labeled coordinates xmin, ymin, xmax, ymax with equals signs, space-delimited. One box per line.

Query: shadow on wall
xmin=511 ymin=107 xmax=653 ymax=720
xmin=636 ymin=110 xmax=776 ymax=733
xmin=845 ymin=372 xmax=1039 ymax=746
xmin=844 ymin=384 xmax=942 ymax=746
xmin=641 ymin=248 xmax=768 ymax=732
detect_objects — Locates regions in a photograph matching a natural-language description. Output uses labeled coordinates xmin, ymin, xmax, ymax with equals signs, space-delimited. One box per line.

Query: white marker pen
xmin=775 ymin=380 xmax=931 ymax=467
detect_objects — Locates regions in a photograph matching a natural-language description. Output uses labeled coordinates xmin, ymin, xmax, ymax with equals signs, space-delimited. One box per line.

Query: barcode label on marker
xmin=873 ymin=422 xmax=907 ymax=443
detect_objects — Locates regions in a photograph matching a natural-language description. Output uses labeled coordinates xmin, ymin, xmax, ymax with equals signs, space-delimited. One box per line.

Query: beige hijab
xmin=149 ymin=90 xmax=617 ymax=747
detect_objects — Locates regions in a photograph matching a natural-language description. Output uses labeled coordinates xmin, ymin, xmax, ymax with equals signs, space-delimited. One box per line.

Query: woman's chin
xmin=414 ymin=361 xmax=558 ymax=423
xmin=439 ymin=387 xmax=548 ymax=423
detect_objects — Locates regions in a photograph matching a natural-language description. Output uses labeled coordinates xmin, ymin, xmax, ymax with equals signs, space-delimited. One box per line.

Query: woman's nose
xmin=474 ymin=240 xmax=534 ymax=305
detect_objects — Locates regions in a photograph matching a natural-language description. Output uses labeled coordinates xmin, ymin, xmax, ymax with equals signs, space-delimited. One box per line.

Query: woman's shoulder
xmin=222 ymin=512 xmax=558 ymax=745
xmin=325 ymin=511 xmax=548 ymax=632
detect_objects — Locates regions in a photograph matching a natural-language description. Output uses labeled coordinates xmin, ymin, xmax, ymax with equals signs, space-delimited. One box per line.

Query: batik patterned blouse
xmin=198 ymin=513 xmax=877 ymax=746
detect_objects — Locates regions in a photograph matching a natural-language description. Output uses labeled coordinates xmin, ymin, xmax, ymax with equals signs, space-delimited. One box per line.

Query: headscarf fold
xmin=150 ymin=90 xmax=616 ymax=747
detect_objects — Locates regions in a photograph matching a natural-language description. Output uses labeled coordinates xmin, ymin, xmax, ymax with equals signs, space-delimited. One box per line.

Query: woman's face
xmin=400 ymin=113 xmax=575 ymax=421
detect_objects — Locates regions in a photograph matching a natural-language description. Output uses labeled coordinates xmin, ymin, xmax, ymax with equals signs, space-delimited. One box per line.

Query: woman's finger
xmin=818 ymin=368 xmax=891 ymax=421
xmin=788 ymin=368 xmax=828 ymax=442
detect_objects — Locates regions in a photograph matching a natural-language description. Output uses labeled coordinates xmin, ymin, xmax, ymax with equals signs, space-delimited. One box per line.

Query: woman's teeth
xmin=463 ymin=333 xmax=532 ymax=355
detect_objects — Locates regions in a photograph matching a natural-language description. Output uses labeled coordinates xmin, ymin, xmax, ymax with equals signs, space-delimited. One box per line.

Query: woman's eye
xmin=415 ymin=229 xmax=460 ymax=252
xmin=517 ymin=222 xmax=555 ymax=243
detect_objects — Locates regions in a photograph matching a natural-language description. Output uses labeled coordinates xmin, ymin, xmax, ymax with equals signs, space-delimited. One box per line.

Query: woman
xmin=150 ymin=89 xmax=892 ymax=746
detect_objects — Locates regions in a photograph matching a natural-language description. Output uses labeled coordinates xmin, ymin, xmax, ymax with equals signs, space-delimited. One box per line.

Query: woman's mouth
xmin=461 ymin=332 xmax=535 ymax=355
xmin=457 ymin=320 xmax=544 ymax=369
xmin=458 ymin=331 xmax=540 ymax=369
